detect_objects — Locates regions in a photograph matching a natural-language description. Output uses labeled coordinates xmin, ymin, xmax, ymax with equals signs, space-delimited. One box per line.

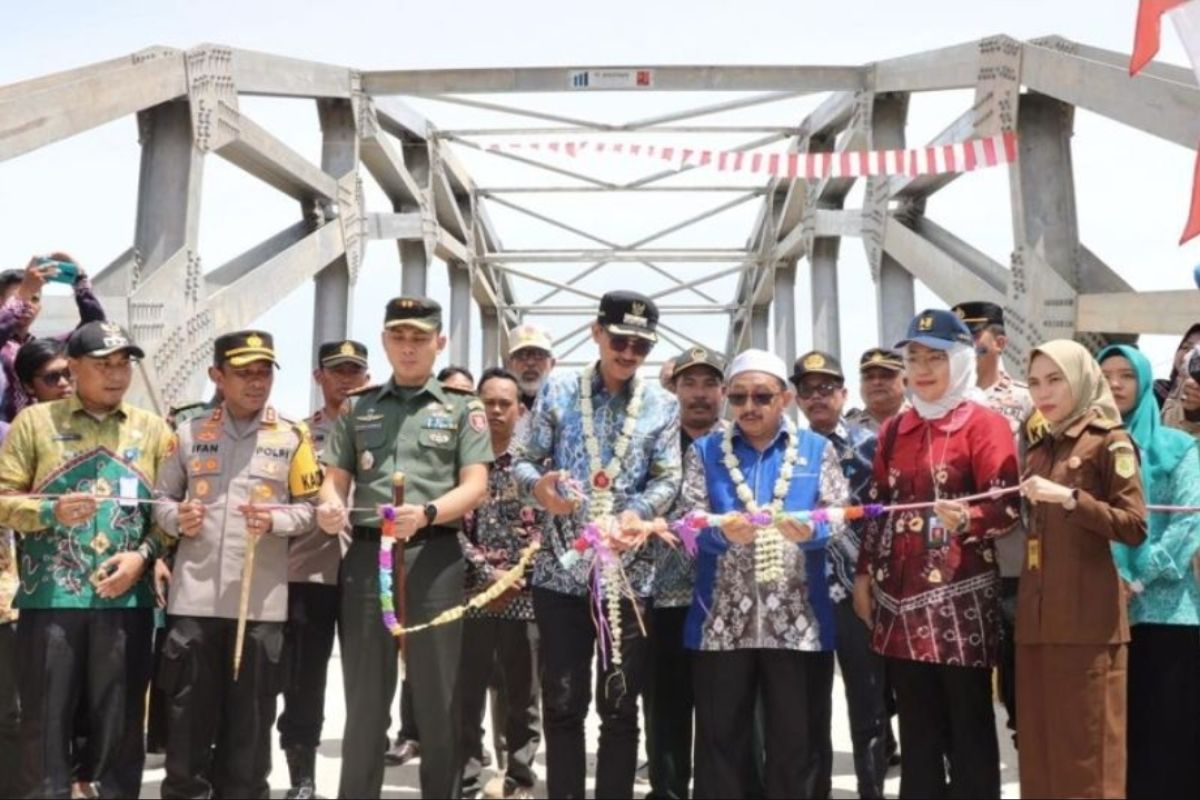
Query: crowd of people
xmin=0 ymin=252 xmax=1197 ymax=800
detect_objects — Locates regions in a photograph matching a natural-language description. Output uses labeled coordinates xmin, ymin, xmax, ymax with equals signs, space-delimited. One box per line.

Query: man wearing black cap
xmin=514 ymin=290 xmax=681 ymax=800
xmin=645 ymin=347 xmax=726 ymax=800
xmin=316 ymin=298 xmax=492 ymax=799
xmin=791 ymin=351 xmax=889 ymax=799
xmin=152 ymin=330 xmax=323 ymax=799
xmin=276 ymin=339 xmax=370 ymax=799
xmin=0 ymin=321 xmax=173 ymax=797
xmin=951 ymin=301 xmax=1033 ymax=744
xmin=846 ymin=348 xmax=909 ymax=434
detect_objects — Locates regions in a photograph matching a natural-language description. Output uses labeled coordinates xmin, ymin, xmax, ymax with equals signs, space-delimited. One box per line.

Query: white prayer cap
xmin=726 ymin=349 xmax=789 ymax=385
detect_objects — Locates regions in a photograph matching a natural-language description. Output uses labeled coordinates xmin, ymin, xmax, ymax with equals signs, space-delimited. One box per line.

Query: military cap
xmin=67 ymin=321 xmax=145 ymax=360
xmin=214 ymin=330 xmax=278 ymax=367
xmin=318 ymin=339 xmax=368 ymax=368
xmin=671 ymin=346 xmax=724 ymax=382
xmin=598 ymin=290 xmax=659 ymax=342
xmin=790 ymin=350 xmax=844 ymax=384
xmin=896 ymin=309 xmax=973 ymax=351
xmin=951 ymin=301 xmax=1006 ymax=334
xmin=384 ymin=297 xmax=442 ymax=332
xmin=858 ymin=347 xmax=905 ymax=372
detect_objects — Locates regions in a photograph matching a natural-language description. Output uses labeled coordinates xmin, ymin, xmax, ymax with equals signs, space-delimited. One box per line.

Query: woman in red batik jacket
xmin=854 ymin=309 xmax=1019 ymax=800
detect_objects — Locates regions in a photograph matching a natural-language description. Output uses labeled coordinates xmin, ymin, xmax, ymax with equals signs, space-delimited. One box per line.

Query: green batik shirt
xmin=0 ymin=397 xmax=174 ymax=610
xmin=323 ymin=376 xmax=494 ymax=528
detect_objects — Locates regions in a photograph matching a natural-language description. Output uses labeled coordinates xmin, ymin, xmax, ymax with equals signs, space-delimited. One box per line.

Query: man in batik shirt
xmin=682 ymin=349 xmax=848 ymax=798
xmin=514 ymin=290 xmax=681 ymax=800
xmin=0 ymin=322 xmax=172 ymax=798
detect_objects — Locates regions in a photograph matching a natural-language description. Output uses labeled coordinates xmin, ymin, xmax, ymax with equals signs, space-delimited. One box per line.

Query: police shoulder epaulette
xmin=1089 ymin=415 xmax=1122 ymax=431
xmin=443 ymin=385 xmax=476 ymax=397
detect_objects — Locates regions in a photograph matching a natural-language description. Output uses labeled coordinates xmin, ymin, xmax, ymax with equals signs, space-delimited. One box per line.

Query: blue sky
xmin=2 ymin=0 xmax=1196 ymax=416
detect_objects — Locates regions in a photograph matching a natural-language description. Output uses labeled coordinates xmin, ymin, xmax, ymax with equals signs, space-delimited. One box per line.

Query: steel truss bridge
xmin=2 ymin=35 xmax=1197 ymax=410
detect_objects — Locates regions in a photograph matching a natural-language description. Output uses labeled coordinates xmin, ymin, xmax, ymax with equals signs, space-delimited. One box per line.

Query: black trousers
xmin=888 ymin=658 xmax=999 ymax=800
xmin=0 ymin=622 xmax=22 ymax=798
xmin=145 ymin=620 xmax=170 ymax=755
xmin=997 ymin=577 xmax=1018 ymax=742
xmin=16 ymin=608 xmax=153 ymax=800
xmin=645 ymin=605 xmax=694 ymax=800
xmin=459 ymin=615 xmax=541 ymax=795
xmin=533 ymin=586 xmax=650 ymax=800
xmin=822 ymin=599 xmax=888 ymax=799
xmin=338 ymin=531 xmax=464 ymax=799
xmin=157 ymin=615 xmax=284 ymax=800
xmin=396 ymin=679 xmax=419 ymax=742
xmin=1127 ymin=623 xmax=1200 ymax=799
xmin=278 ymin=582 xmax=339 ymax=750
xmin=693 ymin=648 xmax=833 ymax=800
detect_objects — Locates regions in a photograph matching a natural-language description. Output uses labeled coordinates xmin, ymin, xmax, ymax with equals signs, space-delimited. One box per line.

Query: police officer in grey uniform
xmin=316 ymin=297 xmax=492 ymax=799
xmin=153 ymin=330 xmax=322 ymax=799
xmin=278 ymin=339 xmax=370 ymax=799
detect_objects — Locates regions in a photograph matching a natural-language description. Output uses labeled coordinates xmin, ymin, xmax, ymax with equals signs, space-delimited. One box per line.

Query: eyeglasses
xmin=796 ymin=382 xmax=841 ymax=399
xmin=727 ymin=391 xmax=780 ymax=408
xmin=608 ymin=335 xmax=654 ymax=357
xmin=35 ymin=368 xmax=72 ymax=386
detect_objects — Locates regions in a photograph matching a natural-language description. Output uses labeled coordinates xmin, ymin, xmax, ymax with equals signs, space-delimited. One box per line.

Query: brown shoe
xmin=385 ymin=739 xmax=420 ymax=767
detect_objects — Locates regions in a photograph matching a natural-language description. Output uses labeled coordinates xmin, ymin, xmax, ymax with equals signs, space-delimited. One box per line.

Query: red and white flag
xmin=1131 ymin=0 xmax=1200 ymax=241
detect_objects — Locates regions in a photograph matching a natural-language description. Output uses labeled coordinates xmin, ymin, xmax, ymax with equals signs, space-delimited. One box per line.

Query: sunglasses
xmin=727 ymin=391 xmax=780 ymax=408
xmin=796 ymin=381 xmax=841 ymax=399
xmin=36 ymin=368 xmax=72 ymax=386
xmin=608 ymin=335 xmax=654 ymax=357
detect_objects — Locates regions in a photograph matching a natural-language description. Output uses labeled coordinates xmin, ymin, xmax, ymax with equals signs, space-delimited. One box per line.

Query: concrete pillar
xmin=448 ymin=261 xmax=472 ymax=367
xmin=773 ymin=261 xmax=798 ymax=368
xmin=810 ymin=238 xmax=841 ymax=357
xmin=871 ymin=93 xmax=915 ymax=349
xmin=750 ymin=305 xmax=770 ymax=350
xmin=481 ymin=307 xmax=500 ymax=368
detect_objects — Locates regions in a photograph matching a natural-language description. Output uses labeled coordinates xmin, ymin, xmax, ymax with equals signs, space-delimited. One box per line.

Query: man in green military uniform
xmin=153 ymin=330 xmax=323 ymax=799
xmin=317 ymin=297 xmax=492 ymax=799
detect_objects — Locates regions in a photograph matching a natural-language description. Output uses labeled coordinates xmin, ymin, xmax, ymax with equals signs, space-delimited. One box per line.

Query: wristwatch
xmin=423 ymin=503 xmax=438 ymax=528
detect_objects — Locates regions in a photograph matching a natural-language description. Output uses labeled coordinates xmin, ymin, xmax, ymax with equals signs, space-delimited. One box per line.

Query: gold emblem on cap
xmin=340 ymin=341 xmax=355 ymax=356
xmin=918 ymin=315 xmax=934 ymax=331
xmin=690 ymin=347 xmax=707 ymax=360
xmin=100 ymin=322 xmax=123 ymax=335
xmin=631 ymin=301 xmax=647 ymax=317
xmin=398 ymin=298 xmax=417 ymax=309
xmin=803 ymin=353 xmax=825 ymax=370
xmin=246 ymin=334 xmax=264 ymax=348
xmin=869 ymin=352 xmax=885 ymax=363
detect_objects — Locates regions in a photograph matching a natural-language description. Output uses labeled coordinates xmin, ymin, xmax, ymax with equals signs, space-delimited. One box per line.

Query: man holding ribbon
xmin=678 ymin=349 xmax=848 ymax=799
xmin=0 ymin=320 xmax=172 ymax=798
xmin=514 ymin=290 xmax=681 ymax=800
xmin=315 ymin=297 xmax=491 ymax=800
xmin=152 ymin=330 xmax=322 ymax=799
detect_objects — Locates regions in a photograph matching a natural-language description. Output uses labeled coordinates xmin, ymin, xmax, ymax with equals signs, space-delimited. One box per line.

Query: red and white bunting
xmin=483 ymin=131 xmax=1018 ymax=180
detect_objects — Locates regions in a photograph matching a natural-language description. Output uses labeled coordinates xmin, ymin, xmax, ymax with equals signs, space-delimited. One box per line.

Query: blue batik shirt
xmin=514 ymin=367 xmax=682 ymax=598
xmin=821 ymin=419 xmax=878 ymax=601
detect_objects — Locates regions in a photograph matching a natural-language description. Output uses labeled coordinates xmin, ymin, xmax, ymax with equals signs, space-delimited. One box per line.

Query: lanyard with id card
xmin=118 ymin=474 xmax=140 ymax=508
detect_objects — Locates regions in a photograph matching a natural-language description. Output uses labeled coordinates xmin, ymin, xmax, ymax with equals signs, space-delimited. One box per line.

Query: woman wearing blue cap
xmin=853 ymin=309 xmax=1019 ymax=799
xmin=1099 ymin=344 xmax=1200 ymax=798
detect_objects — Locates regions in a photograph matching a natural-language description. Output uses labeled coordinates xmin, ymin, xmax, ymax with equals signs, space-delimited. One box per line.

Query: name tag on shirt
xmin=119 ymin=476 xmax=139 ymax=508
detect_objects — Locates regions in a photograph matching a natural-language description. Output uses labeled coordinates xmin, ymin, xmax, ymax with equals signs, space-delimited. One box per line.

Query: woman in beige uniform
xmin=1017 ymin=340 xmax=1147 ymax=799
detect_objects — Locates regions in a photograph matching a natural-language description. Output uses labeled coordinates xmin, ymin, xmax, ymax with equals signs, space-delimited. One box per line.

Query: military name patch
xmin=422 ymin=416 xmax=458 ymax=431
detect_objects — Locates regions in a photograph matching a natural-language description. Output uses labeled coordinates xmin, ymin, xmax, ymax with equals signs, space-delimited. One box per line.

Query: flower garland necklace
xmin=578 ymin=362 xmax=645 ymax=670
xmin=721 ymin=418 xmax=800 ymax=583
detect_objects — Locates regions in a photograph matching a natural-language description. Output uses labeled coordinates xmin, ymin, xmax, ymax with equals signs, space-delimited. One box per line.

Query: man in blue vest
xmin=680 ymin=349 xmax=850 ymax=798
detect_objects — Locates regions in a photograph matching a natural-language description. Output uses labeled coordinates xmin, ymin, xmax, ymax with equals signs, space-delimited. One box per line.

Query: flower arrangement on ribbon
xmin=719 ymin=419 xmax=802 ymax=583
xmin=378 ymin=504 xmax=540 ymax=637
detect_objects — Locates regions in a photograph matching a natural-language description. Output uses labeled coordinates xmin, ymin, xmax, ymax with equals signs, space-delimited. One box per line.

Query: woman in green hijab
xmin=1099 ymin=344 xmax=1200 ymax=799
